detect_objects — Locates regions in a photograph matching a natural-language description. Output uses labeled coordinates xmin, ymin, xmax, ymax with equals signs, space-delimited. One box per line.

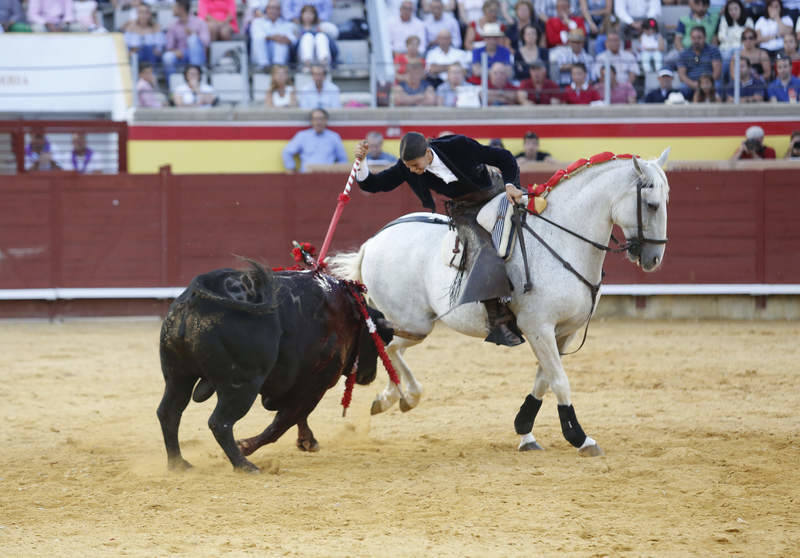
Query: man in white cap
xmin=730 ymin=125 xmax=776 ymax=160
xmin=470 ymin=22 xmax=513 ymax=76
xmin=644 ymin=68 xmax=680 ymax=103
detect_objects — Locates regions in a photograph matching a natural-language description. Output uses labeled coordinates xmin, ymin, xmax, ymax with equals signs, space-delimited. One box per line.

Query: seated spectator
xmin=1 ymin=0 xmax=31 ymax=32
xmin=482 ymin=61 xmax=518 ymax=104
xmin=282 ymin=0 xmax=332 ymax=24
xmin=593 ymin=63 xmax=636 ymax=103
xmin=545 ymin=0 xmax=587 ymax=60
xmin=512 ymin=24 xmax=546 ymax=79
xmin=561 ymin=61 xmax=602 ymax=103
xmin=136 ymin=63 xmax=168 ymax=107
xmin=740 ymin=28 xmax=773 ymax=81
xmin=730 ymin=125 xmax=776 ymax=159
xmin=613 ymin=0 xmax=661 ymax=39
xmin=717 ymin=0 xmax=755 ymax=78
xmin=754 ymin=0 xmax=792 ymax=55
xmin=535 ymin=0 xmax=574 ymax=25
xmin=464 ymin=0 xmax=505 ymax=50
xmin=64 ymin=133 xmax=102 ymax=174
xmin=390 ymin=0 xmax=427 ymax=55
xmin=73 ymin=0 xmax=103 ymax=31
xmin=27 ymin=0 xmax=76 ymax=31
xmin=725 ymin=56 xmax=766 ymax=101
xmin=198 ymin=0 xmax=238 ymax=41
xmin=767 ymin=53 xmax=800 ymax=100
xmin=249 ymin=0 xmax=295 ymax=70
xmin=554 ymin=28 xmax=594 ymax=85
xmin=783 ymin=130 xmax=800 ymax=159
xmin=593 ymin=30 xmax=640 ymax=85
xmin=365 ymin=131 xmax=398 ymax=165
xmin=783 ymin=33 xmax=800 ymax=76
xmin=282 ymin=108 xmax=347 ymax=173
xmin=172 ymin=64 xmax=217 ymax=107
xmin=673 ymin=0 xmax=719 ymax=60
xmin=426 ymin=29 xmax=470 ymax=82
xmin=516 ymin=131 xmax=555 ymax=163
xmin=505 ymin=0 xmax=544 ymax=51
xmin=639 ymin=18 xmax=665 ymax=73
xmin=164 ymin=0 xmax=210 ymax=79
xmin=644 ymin=67 xmax=680 ymax=102
xmin=677 ymin=26 xmax=722 ymax=97
xmin=297 ymin=63 xmax=342 ymax=108
xmin=295 ymin=4 xmax=333 ymax=69
xmin=424 ymin=0 xmax=462 ymax=48
xmin=517 ymin=59 xmax=562 ymax=104
xmin=392 ymin=60 xmax=437 ymax=105
xmin=25 ymin=131 xmax=60 ymax=171
xmin=436 ymin=62 xmax=482 ymax=106
xmin=471 ymin=22 xmax=513 ymax=75
xmin=124 ymin=5 xmax=166 ymax=65
xmin=264 ymin=64 xmax=298 ymax=107
xmin=579 ymin=0 xmax=611 ymax=36
xmin=395 ymin=34 xmax=425 ymax=83
xmin=692 ymin=73 xmax=721 ymax=102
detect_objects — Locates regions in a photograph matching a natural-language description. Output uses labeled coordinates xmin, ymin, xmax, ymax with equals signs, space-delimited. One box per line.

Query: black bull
xmin=157 ymin=262 xmax=393 ymax=473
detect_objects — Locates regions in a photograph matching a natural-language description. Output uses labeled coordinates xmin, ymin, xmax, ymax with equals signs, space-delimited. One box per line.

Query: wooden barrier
xmin=0 ymin=166 xmax=798 ymax=316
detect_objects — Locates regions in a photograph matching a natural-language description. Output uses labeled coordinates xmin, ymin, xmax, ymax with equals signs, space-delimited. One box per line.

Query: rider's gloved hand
xmin=505 ymin=183 xmax=527 ymax=206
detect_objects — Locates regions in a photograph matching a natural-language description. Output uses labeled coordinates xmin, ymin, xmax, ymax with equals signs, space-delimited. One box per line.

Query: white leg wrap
xmin=518 ymin=432 xmax=536 ymax=449
xmin=579 ymin=436 xmax=596 ymax=450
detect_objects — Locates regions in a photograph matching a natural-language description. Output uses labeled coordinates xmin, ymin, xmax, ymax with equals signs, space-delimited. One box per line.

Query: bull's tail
xmin=328 ymin=243 xmax=366 ymax=283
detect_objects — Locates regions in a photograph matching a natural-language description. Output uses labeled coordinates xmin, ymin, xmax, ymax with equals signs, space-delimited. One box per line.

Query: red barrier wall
xmin=0 ymin=169 xmax=798 ymax=294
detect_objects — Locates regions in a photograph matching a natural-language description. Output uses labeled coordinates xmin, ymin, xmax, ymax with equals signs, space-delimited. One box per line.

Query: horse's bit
xmin=511 ymin=179 xmax=669 ymax=354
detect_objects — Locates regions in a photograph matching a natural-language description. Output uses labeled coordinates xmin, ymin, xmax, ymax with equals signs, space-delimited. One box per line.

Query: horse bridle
xmin=512 ymin=177 xmax=668 ymax=354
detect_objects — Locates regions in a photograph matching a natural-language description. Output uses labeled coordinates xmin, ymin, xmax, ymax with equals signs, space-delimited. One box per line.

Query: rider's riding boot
xmin=483 ymin=299 xmax=525 ymax=347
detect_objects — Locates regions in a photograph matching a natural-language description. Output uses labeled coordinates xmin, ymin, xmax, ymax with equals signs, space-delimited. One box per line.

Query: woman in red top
xmin=464 ymin=0 xmax=506 ymax=50
xmin=198 ymin=0 xmax=238 ymax=41
xmin=545 ymin=0 xmax=586 ymax=50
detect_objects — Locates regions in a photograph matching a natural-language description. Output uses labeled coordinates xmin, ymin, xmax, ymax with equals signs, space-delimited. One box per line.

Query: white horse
xmin=329 ymin=150 xmax=670 ymax=455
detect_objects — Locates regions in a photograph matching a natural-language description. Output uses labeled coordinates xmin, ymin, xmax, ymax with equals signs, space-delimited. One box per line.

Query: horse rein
xmin=512 ymin=179 xmax=668 ymax=355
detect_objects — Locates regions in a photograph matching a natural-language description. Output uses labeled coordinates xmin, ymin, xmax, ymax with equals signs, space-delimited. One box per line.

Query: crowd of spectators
xmin=3 ymin=0 xmax=800 ymax=107
xmin=381 ymin=0 xmax=800 ymax=105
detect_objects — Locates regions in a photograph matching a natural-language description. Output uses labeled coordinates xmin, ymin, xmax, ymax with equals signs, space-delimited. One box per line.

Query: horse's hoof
xmin=399 ymin=397 xmax=413 ymax=413
xmin=370 ymin=399 xmax=385 ymax=415
xmin=297 ymin=438 xmax=320 ymax=452
xmin=168 ymin=457 xmax=193 ymax=471
xmin=518 ymin=441 xmax=544 ymax=451
xmin=578 ymin=443 xmax=604 ymax=457
xmin=235 ymin=461 xmax=261 ymax=474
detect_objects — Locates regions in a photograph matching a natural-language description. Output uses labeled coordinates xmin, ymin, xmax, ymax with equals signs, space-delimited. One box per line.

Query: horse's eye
xmin=647 ymin=202 xmax=660 ymax=212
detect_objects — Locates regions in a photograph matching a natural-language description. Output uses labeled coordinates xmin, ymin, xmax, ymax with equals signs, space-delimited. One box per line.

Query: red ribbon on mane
xmin=526 ymin=152 xmax=639 ymax=213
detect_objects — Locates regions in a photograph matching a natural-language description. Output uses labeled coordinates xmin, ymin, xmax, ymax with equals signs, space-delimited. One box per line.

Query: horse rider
xmin=354 ymin=132 xmax=529 ymax=347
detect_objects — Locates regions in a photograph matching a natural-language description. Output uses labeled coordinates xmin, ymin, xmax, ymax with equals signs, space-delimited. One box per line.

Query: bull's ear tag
xmin=533 ymin=196 xmax=547 ymax=214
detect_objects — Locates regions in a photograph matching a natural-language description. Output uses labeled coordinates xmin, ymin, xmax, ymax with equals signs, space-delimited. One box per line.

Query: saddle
xmin=441 ymin=194 xmax=517 ymax=269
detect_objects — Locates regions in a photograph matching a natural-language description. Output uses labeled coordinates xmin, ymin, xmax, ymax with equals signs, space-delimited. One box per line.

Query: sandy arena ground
xmin=0 ymin=318 xmax=798 ymax=557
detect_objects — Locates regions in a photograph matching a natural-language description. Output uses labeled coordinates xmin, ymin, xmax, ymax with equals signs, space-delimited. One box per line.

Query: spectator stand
xmin=0 ymin=121 xmax=127 ymax=175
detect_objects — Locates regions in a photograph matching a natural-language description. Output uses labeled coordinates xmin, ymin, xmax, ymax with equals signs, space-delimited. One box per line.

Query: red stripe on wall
xmin=129 ymin=120 xmax=800 ymax=141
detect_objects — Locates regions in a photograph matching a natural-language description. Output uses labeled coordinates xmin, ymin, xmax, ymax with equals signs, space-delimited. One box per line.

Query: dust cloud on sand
xmin=0 ymin=319 xmax=798 ymax=556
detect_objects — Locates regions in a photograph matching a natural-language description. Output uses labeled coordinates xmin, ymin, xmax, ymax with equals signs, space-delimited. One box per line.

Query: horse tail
xmin=328 ymin=244 xmax=365 ymax=283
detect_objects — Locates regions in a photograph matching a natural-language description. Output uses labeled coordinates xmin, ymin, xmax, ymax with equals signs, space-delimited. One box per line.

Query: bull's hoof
xmin=518 ymin=441 xmax=544 ymax=451
xmin=237 ymin=439 xmax=257 ymax=457
xmin=297 ymin=438 xmax=320 ymax=452
xmin=234 ymin=460 xmax=261 ymax=474
xmin=578 ymin=443 xmax=604 ymax=457
xmin=168 ymin=457 xmax=193 ymax=471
